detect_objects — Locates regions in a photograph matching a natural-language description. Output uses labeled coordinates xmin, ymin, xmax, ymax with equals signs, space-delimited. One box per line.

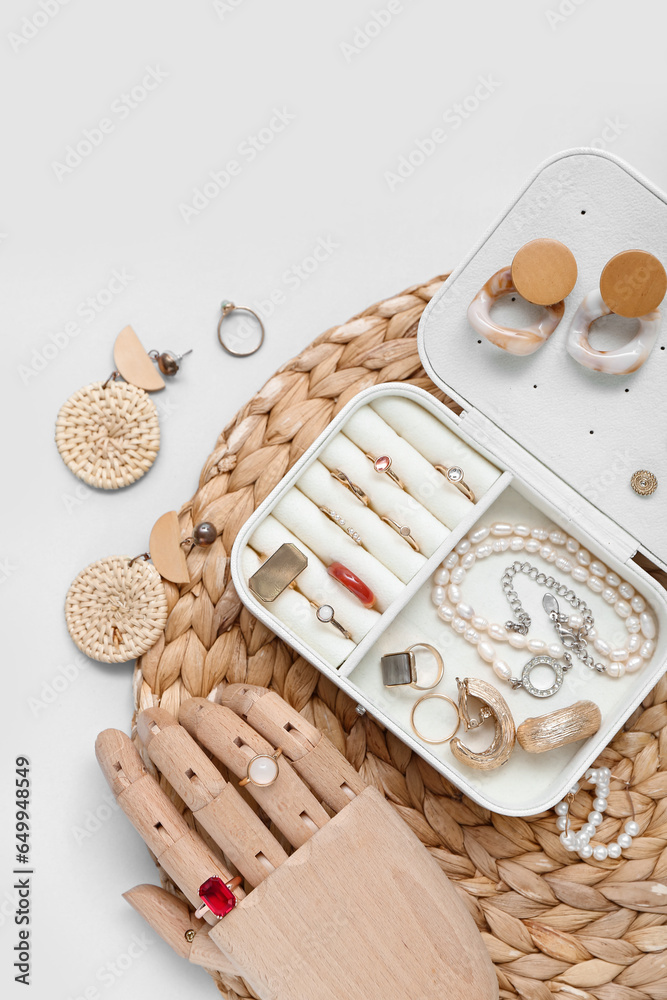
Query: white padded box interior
xmin=232 ymin=150 xmax=667 ymax=815
xmin=419 ymin=148 xmax=667 ymax=570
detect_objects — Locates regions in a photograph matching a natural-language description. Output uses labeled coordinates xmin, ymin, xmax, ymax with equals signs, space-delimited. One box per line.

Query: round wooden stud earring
xmin=567 ymin=250 xmax=666 ymax=375
xmin=467 ymin=238 xmax=578 ymax=355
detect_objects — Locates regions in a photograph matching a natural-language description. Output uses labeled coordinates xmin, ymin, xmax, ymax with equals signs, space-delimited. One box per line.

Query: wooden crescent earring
xmin=467 ymin=238 xmax=578 ymax=356
xmin=450 ymin=676 xmax=515 ymax=770
xmin=55 ymin=326 xmax=191 ymax=489
xmin=64 ymin=511 xmax=221 ymax=663
xmin=566 ymin=250 xmax=666 ymax=375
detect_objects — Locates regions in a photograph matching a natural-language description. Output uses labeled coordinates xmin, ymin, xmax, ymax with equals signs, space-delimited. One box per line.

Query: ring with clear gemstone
xmin=434 ymin=463 xmax=476 ymax=502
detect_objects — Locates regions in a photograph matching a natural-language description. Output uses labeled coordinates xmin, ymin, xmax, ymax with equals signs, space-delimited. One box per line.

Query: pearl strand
xmin=431 ymin=523 xmax=656 ymax=685
xmin=555 ymin=767 xmax=640 ymax=861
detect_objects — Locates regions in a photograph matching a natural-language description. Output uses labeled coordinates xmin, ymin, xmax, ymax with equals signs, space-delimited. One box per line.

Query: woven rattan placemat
xmin=133 ymin=275 xmax=667 ymax=1000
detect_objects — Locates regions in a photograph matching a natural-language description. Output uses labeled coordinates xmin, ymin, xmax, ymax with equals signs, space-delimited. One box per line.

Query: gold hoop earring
xmin=450 ymin=677 xmax=515 ymax=770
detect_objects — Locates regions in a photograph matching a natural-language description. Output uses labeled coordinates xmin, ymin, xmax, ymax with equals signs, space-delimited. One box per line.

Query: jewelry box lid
xmin=418 ymin=148 xmax=667 ymax=572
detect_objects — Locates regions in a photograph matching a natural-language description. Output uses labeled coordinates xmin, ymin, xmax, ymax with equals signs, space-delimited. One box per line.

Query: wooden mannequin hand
xmin=96 ymin=685 xmax=497 ymax=1000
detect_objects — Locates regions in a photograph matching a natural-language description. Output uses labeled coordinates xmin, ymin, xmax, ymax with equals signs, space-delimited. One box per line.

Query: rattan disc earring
xmin=566 ymin=250 xmax=666 ymax=374
xmin=55 ymin=326 xmax=190 ymax=489
xmin=468 ymin=238 xmax=578 ymax=355
xmin=65 ymin=511 xmax=220 ymax=663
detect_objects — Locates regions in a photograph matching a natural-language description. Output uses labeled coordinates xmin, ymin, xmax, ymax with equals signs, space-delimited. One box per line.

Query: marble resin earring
xmin=467 ymin=238 xmax=578 ymax=356
xmin=566 ymin=250 xmax=666 ymax=375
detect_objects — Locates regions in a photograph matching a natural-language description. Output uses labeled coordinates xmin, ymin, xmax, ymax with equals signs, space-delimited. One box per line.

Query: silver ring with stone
xmin=239 ymin=748 xmax=283 ymax=787
xmin=380 ymin=516 xmax=420 ymax=552
xmin=312 ymin=602 xmax=352 ymax=640
xmin=365 ymin=453 xmax=405 ymax=489
xmin=434 ymin=464 xmax=475 ymax=502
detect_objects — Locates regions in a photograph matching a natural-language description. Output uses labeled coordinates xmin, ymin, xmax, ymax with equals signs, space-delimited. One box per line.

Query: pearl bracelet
xmin=555 ymin=766 xmax=640 ymax=861
xmin=431 ymin=522 xmax=656 ymax=686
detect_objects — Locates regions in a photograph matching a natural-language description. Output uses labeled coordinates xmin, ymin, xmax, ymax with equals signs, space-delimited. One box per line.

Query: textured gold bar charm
xmin=517 ymin=700 xmax=601 ymax=754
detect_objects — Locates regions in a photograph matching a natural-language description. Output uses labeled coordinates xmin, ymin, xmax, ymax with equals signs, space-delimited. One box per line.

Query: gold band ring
xmin=410 ymin=693 xmax=461 ymax=745
xmin=330 ymin=469 xmax=369 ymax=506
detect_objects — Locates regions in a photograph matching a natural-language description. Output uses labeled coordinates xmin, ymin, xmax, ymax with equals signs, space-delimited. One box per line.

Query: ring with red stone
xmin=327 ymin=561 xmax=375 ymax=608
xmin=380 ymin=516 xmax=420 ymax=552
xmin=365 ymin=453 xmax=405 ymax=489
xmin=310 ymin=601 xmax=352 ymax=639
xmin=434 ymin=464 xmax=475 ymax=502
xmin=194 ymin=875 xmax=244 ymax=919
xmin=330 ymin=469 xmax=369 ymax=506
xmin=239 ymin=748 xmax=283 ymax=787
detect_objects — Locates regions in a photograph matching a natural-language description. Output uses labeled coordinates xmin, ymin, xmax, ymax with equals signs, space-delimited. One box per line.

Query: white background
xmin=2 ymin=0 xmax=667 ymax=997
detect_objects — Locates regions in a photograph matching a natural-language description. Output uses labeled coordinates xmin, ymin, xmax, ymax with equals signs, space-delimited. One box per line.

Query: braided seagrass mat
xmin=132 ymin=275 xmax=667 ymax=1000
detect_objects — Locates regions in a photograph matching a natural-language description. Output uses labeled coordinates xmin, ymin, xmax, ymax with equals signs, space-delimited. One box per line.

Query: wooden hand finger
xmin=179 ymin=699 xmax=329 ymax=848
xmin=138 ymin=707 xmax=288 ymax=885
xmin=95 ymin=729 xmax=244 ymax=925
xmin=123 ymin=884 xmax=237 ymax=975
xmin=220 ymin=684 xmax=366 ymax=811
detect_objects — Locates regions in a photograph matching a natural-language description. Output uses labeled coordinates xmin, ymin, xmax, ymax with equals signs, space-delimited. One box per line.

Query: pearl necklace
xmin=555 ymin=766 xmax=640 ymax=861
xmin=431 ymin=522 xmax=656 ymax=689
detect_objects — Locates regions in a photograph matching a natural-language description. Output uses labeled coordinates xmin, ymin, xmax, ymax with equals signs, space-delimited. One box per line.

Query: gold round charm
xmin=631 ymin=470 xmax=657 ymax=496
xmin=56 ymin=380 xmax=160 ymax=489
xmin=65 ymin=555 xmax=168 ymax=663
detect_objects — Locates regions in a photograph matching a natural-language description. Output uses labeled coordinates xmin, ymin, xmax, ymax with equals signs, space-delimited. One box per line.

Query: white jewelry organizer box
xmin=231 ymin=149 xmax=667 ymax=816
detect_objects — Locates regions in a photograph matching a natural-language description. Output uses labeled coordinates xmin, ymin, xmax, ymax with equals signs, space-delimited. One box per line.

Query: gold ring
xmin=311 ymin=601 xmax=352 ymax=640
xmin=381 ymin=643 xmax=444 ymax=689
xmin=434 ymin=464 xmax=475 ymax=502
xmin=239 ymin=748 xmax=283 ymax=787
xmin=410 ymin=693 xmax=461 ymax=745
xmin=330 ymin=469 xmax=369 ymax=506
xmin=365 ymin=453 xmax=404 ymax=489
xmin=318 ymin=506 xmax=363 ymax=545
xmin=380 ymin=516 xmax=420 ymax=552
xmin=194 ymin=875 xmax=244 ymax=919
